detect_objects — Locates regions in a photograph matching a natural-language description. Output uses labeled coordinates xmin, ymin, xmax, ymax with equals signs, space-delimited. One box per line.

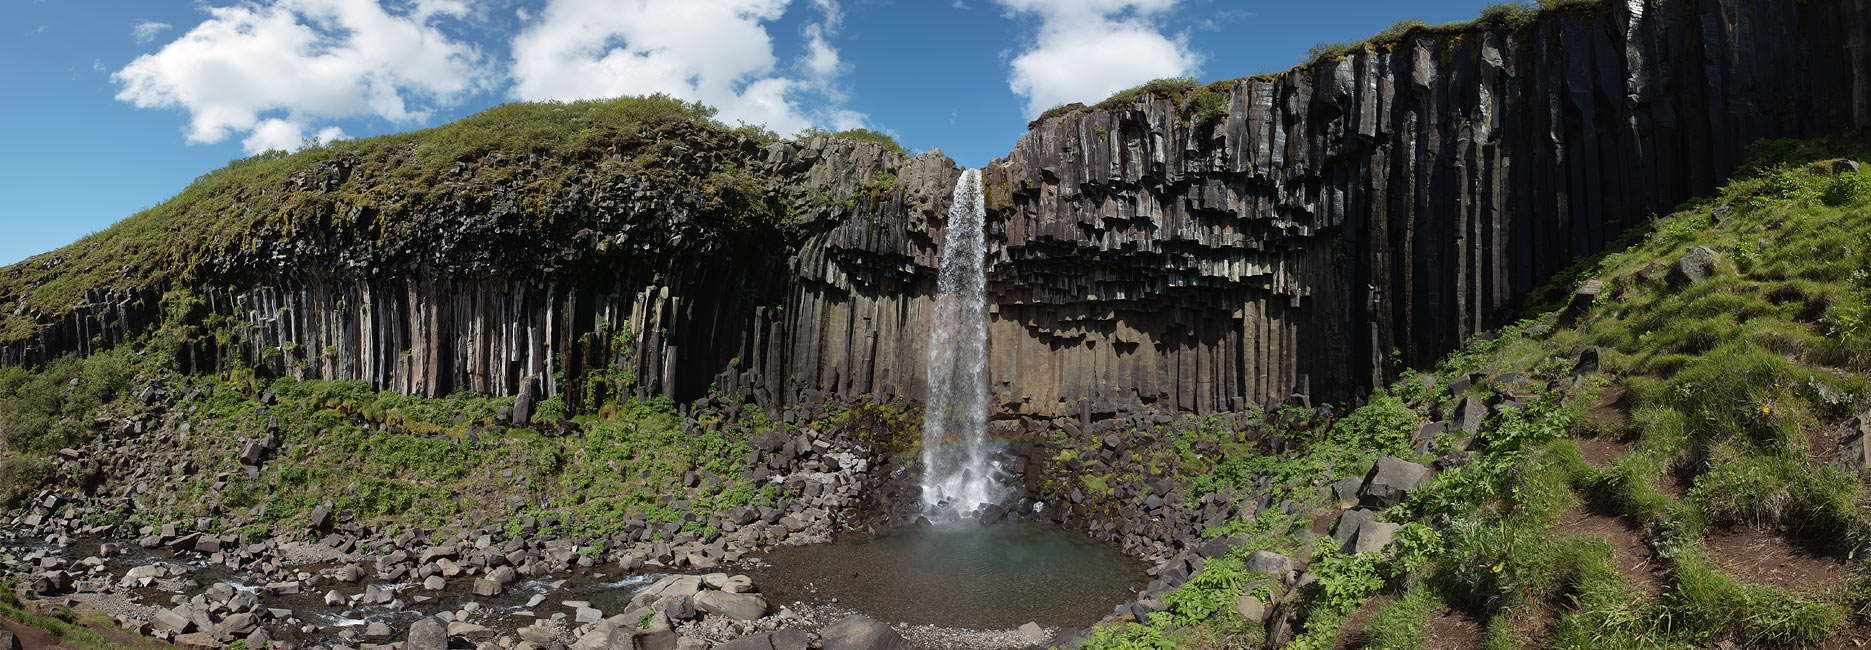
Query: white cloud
xmin=996 ymin=0 xmax=1201 ymax=118
xmin=132 ymin=20 xmax=172 ymax=44
xmin=509 ymin=0 xmax=865 ymax=136
xmin=113 ymin=0 xmax=486 ymax=153
xmin=242 ymin=119 xmax=350 ymax=153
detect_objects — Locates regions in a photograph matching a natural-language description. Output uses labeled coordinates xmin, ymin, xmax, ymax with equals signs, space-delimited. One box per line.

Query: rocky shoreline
xmin=0 ymin=381 xmax=1167 ymax=650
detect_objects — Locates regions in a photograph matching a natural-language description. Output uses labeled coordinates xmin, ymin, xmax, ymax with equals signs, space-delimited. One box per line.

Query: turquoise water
xmin=750 ymin=522 xmax=1147 ymax=629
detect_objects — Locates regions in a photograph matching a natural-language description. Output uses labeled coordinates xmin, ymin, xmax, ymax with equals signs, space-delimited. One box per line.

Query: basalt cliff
xmin=5 ymin=0 xmax=1869 ymax=419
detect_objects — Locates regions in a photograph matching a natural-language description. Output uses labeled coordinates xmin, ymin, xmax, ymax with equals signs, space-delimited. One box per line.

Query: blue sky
xmin=1 ymin=0 xmax=1499 ymax=266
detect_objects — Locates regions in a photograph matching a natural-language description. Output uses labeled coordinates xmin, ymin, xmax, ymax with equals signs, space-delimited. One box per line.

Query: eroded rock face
xmin=6 ymin=0 xmax=1869 ymax=417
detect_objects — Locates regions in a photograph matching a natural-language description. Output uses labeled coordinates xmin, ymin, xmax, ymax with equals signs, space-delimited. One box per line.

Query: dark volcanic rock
xmin=5 ymin=0 xmax=1869 ymax=419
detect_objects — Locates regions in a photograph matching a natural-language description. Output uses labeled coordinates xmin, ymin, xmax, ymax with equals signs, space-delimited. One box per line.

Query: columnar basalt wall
xmin=4 ymin=0 xmax=1868 ymax=419
xmin=976 ymin=0 xmax=1871 ymax=414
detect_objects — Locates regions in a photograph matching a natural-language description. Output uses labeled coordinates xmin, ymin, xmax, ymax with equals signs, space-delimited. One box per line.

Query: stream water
xmin=749 ymin=522 xmax=1147 ymax=630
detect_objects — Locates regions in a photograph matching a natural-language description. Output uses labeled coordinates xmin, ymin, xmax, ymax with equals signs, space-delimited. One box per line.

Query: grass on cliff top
xmin=0 ymin=95 xmax=909 ymax=346
xmin=1075 ymin=136 xmax=1871 ymax=649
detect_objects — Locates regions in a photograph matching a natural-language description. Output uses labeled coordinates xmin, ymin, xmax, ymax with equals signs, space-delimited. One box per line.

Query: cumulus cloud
xmin=113 ymin=0 xmax=485 ymax=153
xmin=509 ymin=0 xmax=864 ymax=136
xmin=996 ymin=0 xmax=1201 ymax=118
xmin=131 ymin=20 xmax=172 ymax=44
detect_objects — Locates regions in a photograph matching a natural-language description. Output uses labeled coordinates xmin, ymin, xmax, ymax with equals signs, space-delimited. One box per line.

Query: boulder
xmin=1235 ymin=594 xmax=1268 ymax=623
xmin=694 ymin=591 xmax=767 ymax=621
xmin=1346 ymin=519 xmax=1404 ymax=555
xmin=153 ymin=607 xmax=195 ymax=634
xmin=819 ymin=615 xmax=912 ymax=650
xmin=1835 ymin=411 xmax=1871 ymax=475
xmin=239 ymin=442 xmax=268 ymax=466
xmin=1015 ymin=622 xmax=1049 ymax=644
xmin=1667 ymin=246 xmax=1720 ymax=285
xmin=977 ymin=503 xmax=1007 ymax=525
xmin=406 ymin=617 xmax=448 ymax=650
xmin=716 ymin=629 xmax=811 ymax=650
xmin=0 ymin=631 xmax=17 ymax=650
xmin=1241 ymin=551 xmax=1295 ymax=584
xmin=1453 ymin=396 xmax=1488 ymax=434
xmin=1358 ymin=457 xmax=1431 ymax=508
xmin=1331 ymin=509 xmax=1377 ymax=547
xmin=629 ymin=575 xmax=704 ymax=610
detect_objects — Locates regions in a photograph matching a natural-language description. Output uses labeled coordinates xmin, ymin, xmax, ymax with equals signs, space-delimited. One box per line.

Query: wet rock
xmin=976 ymin=503 xmax=1007 ymax=525
xmin=819 ymin=615 xmax=911 ymax=650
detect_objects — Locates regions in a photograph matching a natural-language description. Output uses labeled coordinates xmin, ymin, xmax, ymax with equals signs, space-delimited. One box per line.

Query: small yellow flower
xmin=1762 ymin=406 xmax=1772 ymax=414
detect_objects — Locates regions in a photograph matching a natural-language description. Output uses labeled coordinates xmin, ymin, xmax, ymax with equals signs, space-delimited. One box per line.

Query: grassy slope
xmin=1071 ymin=136 xmax=1871 ymax=649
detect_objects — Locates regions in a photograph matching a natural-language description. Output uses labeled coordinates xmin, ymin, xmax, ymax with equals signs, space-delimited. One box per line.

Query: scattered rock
xmin=406 ymin=617 xmax=448 ymax=650
xmin=694 ymin=591 xmax=768 ymax=621
xmin=1235 ymin=594 xmax=1268 ymax=623
xmin=1358 ymin=457 xmax=1431 ymax=508
xmin=819 ymin=615 xmax=912 ymax=650
xmin=1242 ymin=550 xmax=1296 ymax=584
xmin=1667 ymin=245 xmax=1720 ymax=285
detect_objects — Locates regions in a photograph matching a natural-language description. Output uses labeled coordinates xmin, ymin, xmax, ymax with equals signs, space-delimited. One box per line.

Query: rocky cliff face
xmin=6 ymin=0 xmax=1870 ymax=419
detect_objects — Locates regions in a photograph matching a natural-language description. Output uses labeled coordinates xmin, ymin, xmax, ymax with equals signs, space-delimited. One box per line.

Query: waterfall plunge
xmin=919 ymin=169 xmax=1004 ymax=520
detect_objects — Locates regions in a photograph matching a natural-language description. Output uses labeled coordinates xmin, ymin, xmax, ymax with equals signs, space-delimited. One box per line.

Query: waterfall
xmin=920 ymin=168 xmax=1003 ymax=520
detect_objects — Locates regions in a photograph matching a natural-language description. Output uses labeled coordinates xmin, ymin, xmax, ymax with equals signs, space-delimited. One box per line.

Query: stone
xmin=1572 ymin=347 xmax=1605 ymax=376
xmin=447 ymin=621 xmax=494 ymax=643
xmin=976 ymin=503 xmax=1007 ymax=525
xmin=818 ymin=615 xmax=911 ymax=650
xmin=1331 ymin=508 xmax=1377 ymax=547
xmin=575 ymin=606 xmax=604 ymax=624
xmin=1242 ymin=551 xmax=1295 ymax=584
xmin=239 ymin=442 xmax=268 ymax=466
xmin=153 ymin=606 xmax=195 ymax=634
xmin=324 ymin=589 xmax=345 ymax=606
xmin=1347 ymin=519 xmax=1404 ymax=555
xmin=1235 ymin=594 xmax=1269 ymax=623
xmin=1330 ymin=476 xmax=1364 ymax=503
xmin=1830 ymin=159 xmax=1862 ymax=175
xmin=1453 ymin=396 xmax=1488 ymax=434
xmin=716 ymin=629 xmax=811 ymax=650
xmin=308 ymin=504 xmax=331 ymax=530
xmin=1015 ymin=622 xmax=1048 ymax=644
xmin=364 ymin=621 xmax=394 ymax=638
xmin=1835 ymin=411 xmax=1871 ymax=475
xmin=173 ymin=632 xmax=219 ymax=649
xmin=1564 ymin=279 xmax=1604 ymax=320
xmin=694 ymin=591 xmax=767 ymax=621
xmin=209 ymin=612 xmax=256 ymax=640
xmin=406 ymin=617 xmax=448 ymax=650
xmin=1667 ymin=246 xmax=1721 ymax=286
xmin=472 ymin=577 xmax=502 ymax=597
xmin=1358 ymin=457 xmax=1431 ymax=508
xmin=0 ymin=631 xmax=15 ymax=650
xmin=423 ymin=574 xmax=446 ymax=590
